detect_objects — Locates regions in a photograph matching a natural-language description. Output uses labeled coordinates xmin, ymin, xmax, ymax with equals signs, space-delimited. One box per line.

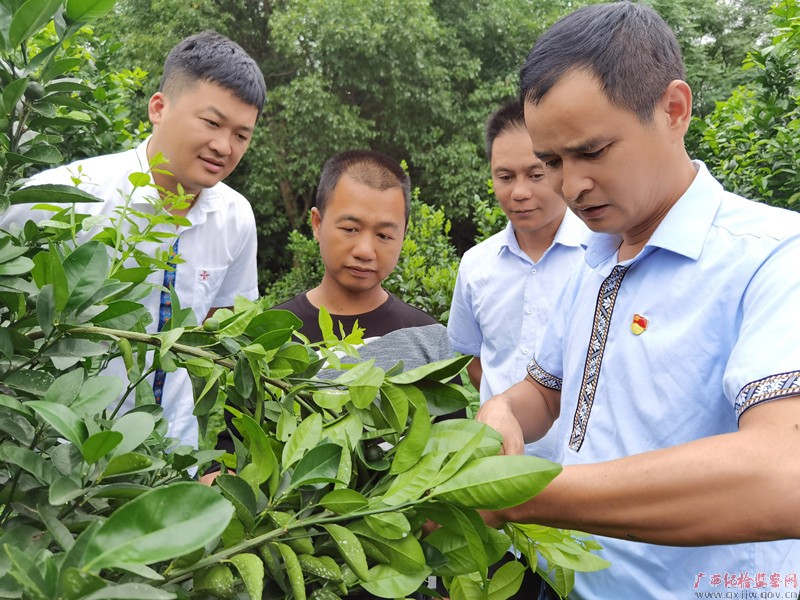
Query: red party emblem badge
xmin=630 ymin=314 xmax=648 ymax=335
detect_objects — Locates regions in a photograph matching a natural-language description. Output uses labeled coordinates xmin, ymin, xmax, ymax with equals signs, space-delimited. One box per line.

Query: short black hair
xmin=520 ymin=1 xmax=685 ymax=124
xmin=485 ymin=99 xmax=526 ymax=161
xmin=316 ymin=150 xmax=411 ymax=227
xmin=160 ymin=30 xmax=266 ymax=117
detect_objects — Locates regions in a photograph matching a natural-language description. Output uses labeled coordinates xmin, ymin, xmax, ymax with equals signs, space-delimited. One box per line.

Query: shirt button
xmin=526 ymin=308 xmax=533 ymax=314
xmin=522 ymin=348 xmax=529 ymax=355
xmin=530 ymin=268 xmax=537 ymax=274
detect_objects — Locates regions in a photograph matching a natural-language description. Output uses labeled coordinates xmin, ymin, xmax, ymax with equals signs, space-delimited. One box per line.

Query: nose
xmin=511 ymin=176 xmax=533 ymax=202
xmin=559 ymin=162 xmax=592 ymax=202
xmin=352 ymin=234 xmax=377 ymax=261
xmin=208 ymin=131 xmax=232 ymax=157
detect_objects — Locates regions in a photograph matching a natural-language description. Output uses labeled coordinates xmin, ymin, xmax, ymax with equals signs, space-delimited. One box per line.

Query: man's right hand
xmin=475 ymin=394 xmax=526 ymax=456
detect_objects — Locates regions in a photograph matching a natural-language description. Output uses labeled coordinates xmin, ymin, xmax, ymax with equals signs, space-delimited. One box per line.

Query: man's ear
xmin=148 ymin=92 xmax=168 ymax=126
xmin=310 ymin=207 xmax=322 ymax=241
xmin=661 ymin=80 xmax=692 ymax=136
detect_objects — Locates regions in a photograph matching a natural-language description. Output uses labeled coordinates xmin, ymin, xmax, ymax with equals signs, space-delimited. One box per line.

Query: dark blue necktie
xmin=153 ymin=237 xmax=180 ymax=404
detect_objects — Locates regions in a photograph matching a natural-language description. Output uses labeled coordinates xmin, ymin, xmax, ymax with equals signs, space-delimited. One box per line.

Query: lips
xmin=345 ymin=266 xmax=375 ymax=276
xmin=200 ymin=156 xmax=225 ymax=173
xmin=577 ymin=204 xmax=608 ymax=214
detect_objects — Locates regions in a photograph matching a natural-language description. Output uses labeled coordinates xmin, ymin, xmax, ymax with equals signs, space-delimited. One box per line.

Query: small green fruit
xmin=24 ymin=81 xmax=45 ymax=100
xmin=363 ymin=443 xmax=385 ymax=462
xmin=203 ymin=317 xmax=221 ymax=332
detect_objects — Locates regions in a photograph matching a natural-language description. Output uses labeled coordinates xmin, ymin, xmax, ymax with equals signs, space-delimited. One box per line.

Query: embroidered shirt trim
xmin=569 ymin=264 xmax=630 ymax=452
xmin=735 ymin=370 xmax=800 ymax=418
xmin=527 ymin=357 xmax=563 ymax=391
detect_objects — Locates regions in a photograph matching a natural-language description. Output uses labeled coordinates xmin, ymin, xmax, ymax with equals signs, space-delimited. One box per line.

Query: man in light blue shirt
xmin=475 ymin=3 xmax=800 ymax=598
xmin=448 ymin=100 xmax=585 ymax=460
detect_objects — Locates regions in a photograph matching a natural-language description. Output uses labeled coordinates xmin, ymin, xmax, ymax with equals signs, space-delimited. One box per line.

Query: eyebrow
xmin=202 ymin=106 xmax=254 ymax=133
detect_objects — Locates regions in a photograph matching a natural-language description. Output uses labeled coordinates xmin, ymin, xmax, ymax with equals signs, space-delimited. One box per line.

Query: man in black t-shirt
xmin=275 ymin=150 xmax=452 ymax=370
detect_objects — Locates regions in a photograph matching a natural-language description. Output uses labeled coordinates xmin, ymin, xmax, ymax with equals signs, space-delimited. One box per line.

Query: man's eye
xmin=584 ymin=148 xmax=606 ymax=160
xmin=544 ymin=158 xmax=562 ymax=169
xmin=204 ymin=119 xmax=219 ymax=128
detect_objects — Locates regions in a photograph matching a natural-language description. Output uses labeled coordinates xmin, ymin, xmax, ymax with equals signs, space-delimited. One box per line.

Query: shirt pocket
xmin=192 ymin=267 xmax=227 ymax=319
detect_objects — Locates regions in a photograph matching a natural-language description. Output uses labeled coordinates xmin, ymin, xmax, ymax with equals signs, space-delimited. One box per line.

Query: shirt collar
xmin=584 ymin=161 xmax=722 ymax=267
xmin=497 ymin=209 xmax=588 ymax=257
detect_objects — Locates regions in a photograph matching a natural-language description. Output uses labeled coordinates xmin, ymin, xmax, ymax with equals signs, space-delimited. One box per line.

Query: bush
xmin=0 ymin=4 xmax=607 ymax=598
xmin=690 ymin=0 xmax=800 ymax=209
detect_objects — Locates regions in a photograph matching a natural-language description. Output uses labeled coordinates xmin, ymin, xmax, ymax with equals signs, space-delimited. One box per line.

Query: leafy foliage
xmin=0 ymin=0 xmax=146 ymax=204
xmin=0 ymin=5 xmax=608 ymax=599
xmin=690 ymin=0 xmax=800 ymax=208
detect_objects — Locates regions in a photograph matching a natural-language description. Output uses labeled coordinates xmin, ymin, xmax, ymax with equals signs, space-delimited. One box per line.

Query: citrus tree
xmin=0 ymin=2 xmax=608 ymax=598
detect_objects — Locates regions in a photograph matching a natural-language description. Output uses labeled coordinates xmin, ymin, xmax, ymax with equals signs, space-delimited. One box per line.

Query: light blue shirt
xmin=448 ymin=211 xmax=586 ymax=458
xmin=529 ymin=162 xmax=800 ymax=598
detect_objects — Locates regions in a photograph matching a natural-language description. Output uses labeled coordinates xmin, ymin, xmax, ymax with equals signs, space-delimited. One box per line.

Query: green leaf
xmin=296 ymin=554 xmax=343 ymax=582
xmin=449 ymin=574 xmax=484 ymax=599
xmin=227 ymin=553 xmax=264 ymax=600
xmin=37 ymin=502 xmax=75 ymax=551
xmin=381 ymin=451 xmax=445 ymax=506
xmin=80 ymin=583 xmax=177 ymax=599
xmin=82 ymin=430 xmax=123 ymax=464
xmin=48 ymin=244 xmax=69 ymax=312
xmin=62 ymin=241 xmax=110 ymax=312
xmin=49 ymin=475 xmax=83 ymax=505
xmin=43 ymin=368 xmax=83 ymax=405
xmin=128 ymin=171 xmax=151 ymax=188
xmin=350 ymin=520 xmax=427 ymax=573
xmin=289 ymin=443 xmax=343 ymax=489
xmin=2 ymin=368 xmax=54 ymax=395
xmin=432 ymin=456 xmax=562 ymax=509
xmin=71 ymin=376 xmax=123 ymax=417
xmin=215 ymin=474 xmax=256 ymax=531
xmin=430 ymin=426 xmax=487 ymax=487
xmin=359 ymin=564 xmax=431 ymax=598
xmin=0 ymin=442 xmax=57 ymax=483
xmin=2 ymin=78 xmax=27 ymax=114
xmin=194 ymin=565 xmax=235 ymax=598
xmin=379 ymin=382 xmax=409 ymax=433
xmin=322 ymin=523 xmax=369 ymax=580
xmin=82 ymin=482 xmax=234 ymax=570
xmin=426 ymin=419 xmax=502 ymax=459
xmin=0 ymin=255 xmax=33 ymax=275
xmin=64 ymin=0 xmax=117 ymax=22
xmin=244 ymin=309 xmax=301 ymax=347
xmin=313 ymin=388 xmax=350 ymax=411
xmin=233 ymin=414 xmax=277 ymax=488
xmin=488 ymin=560 xmax=528 ymax=600
xmin=27 ymin=400 xmax=87 ymax=448
xmin=102 ymin=452 xmax=154 ymax=477
xmin=9 ymin=184 xmax=103 ymax=206
xmin=387 ymin=354 xmax=472 ymax=384
xmin=276 ymin=543 xmax=306 ymax=600
xmin=110 ymin=411 xmax=155 ymax=455
xmin=282 ymin=412 xmax=322 ymax=469
xmin=158 ymin=327 xmax=184 ymax=359
xmin=319 ymin=489 xmax=368 ymax=515
xmin=390 ymin=399 xmax=430 ymax=475
xmin=333 ymin=359 xmax=384 ymax=409
xmin=364 ymin=512 xmax=410 ymax=540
